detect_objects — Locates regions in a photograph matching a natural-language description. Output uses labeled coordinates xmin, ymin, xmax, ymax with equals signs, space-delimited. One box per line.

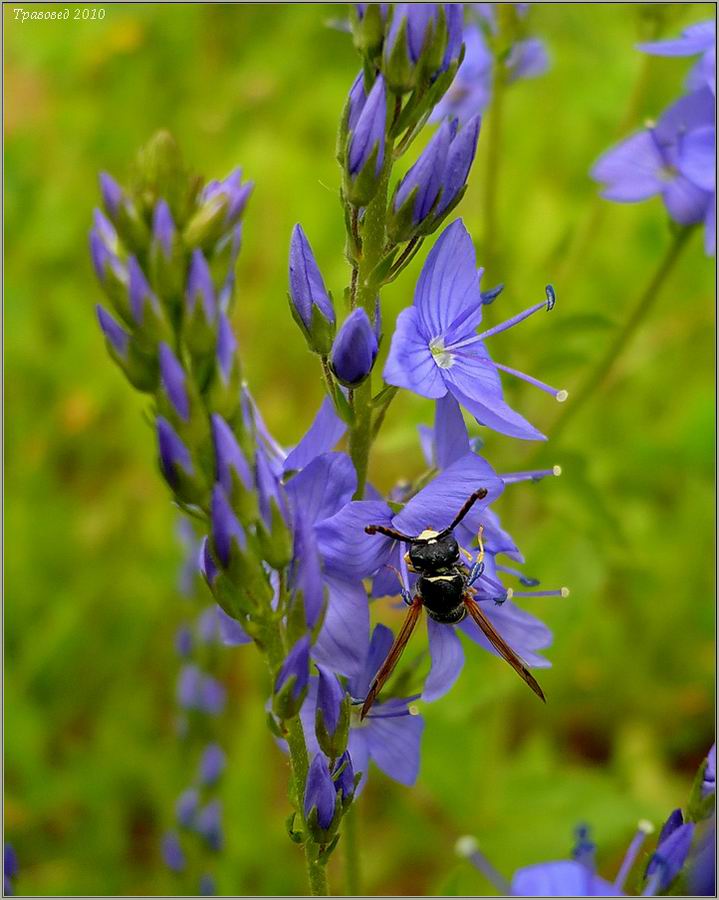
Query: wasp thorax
xmin=409 ymin=532 xmax=460 ymax=573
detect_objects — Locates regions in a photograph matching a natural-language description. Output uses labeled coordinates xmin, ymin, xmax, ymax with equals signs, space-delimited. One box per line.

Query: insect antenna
xmin=437 ymin=487 xmax=489 ymax=537
xmin=365 ymin=524 xmax=417 ymax=542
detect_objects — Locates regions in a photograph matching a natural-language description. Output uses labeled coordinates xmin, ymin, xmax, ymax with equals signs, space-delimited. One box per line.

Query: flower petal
xmin=446 ymin=373 xmax=546 ymax=441
xmin=347 ymin=729 xmax=371 ymax=794
xmin=313 ymin=575 xmax=370 ymax=678
xmin=284 ymin=397 xmax=347 ymax=473
xmin=423 ymin=618 xmax=465 ymax=701
xmin=315 ymin=501 xmax=395 ymax=580
xmin=662 ymin=175 xmax=710 ymax=225
xmin=678 ymin=125 xmax=716 ymax=191
xmin=591 ymin=131 xmax=664 ymax=201
xmin=414 ymin=219 xmax=483 ymax=339
xmin=512 ymin=860 xmax=621 ymax=896
xmin=384 ymin=307 xmax=448 ymax=398
xmin=394 ymin=452 xmax=503 ymax=535
xmin=350 ymin=622 xmax=395 ymax=699
xmin=434 ymin=393 xmax=471 ymax=468
xmin=459 ymin=598 xmax=552 ymax=668
xmin=286 ymin=452 xmax=357 ymax=526
xmin=365 ymin=711 xmax=424 ymax=785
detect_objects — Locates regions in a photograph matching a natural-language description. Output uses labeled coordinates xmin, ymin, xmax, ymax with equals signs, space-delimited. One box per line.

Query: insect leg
xmin=384 ymin=564 xmax=413 ymax=606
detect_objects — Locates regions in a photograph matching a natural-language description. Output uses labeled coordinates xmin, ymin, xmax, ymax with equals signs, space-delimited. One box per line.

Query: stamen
xmin=366 ymin=706 xmax=415 ymax=720
xmin=476 ymin=298 xmax=550 ymax=342
xmin=477 ymin=572 xmax=510 ymax=599
xmin=480 ymin=283 xmax=504 ymax=305
xmin=614 ymin=820 xmax=655 ymax=891
xmin=500 ymin=466 xmax=562 ymax=484
xmin=496 ymin=564 xmax=540 ymax=586
xmin=642 ymin=868 xmax=663 ymax=897
xmin=509 ymin=587 xmax=570 ymax=598
xmin=455 ymin=836 xmax=512 ymax=894
xmin=495 ymin=362 xmax=568 ymax=401
xmin=545 ymin=284 xmax=556 ymax=310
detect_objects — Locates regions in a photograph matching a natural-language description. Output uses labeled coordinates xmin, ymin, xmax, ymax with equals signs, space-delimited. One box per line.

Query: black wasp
xmin=360 ymin=488 xmax=545 ymax=718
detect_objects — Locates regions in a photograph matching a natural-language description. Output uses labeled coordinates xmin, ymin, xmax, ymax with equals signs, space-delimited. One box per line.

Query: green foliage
xmin=5 ymin=3 xmax=714 ymax=895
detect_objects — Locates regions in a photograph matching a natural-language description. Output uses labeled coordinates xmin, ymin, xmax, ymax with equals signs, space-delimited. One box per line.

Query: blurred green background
xmin=5 ymin=3 xmax=715 ymax=896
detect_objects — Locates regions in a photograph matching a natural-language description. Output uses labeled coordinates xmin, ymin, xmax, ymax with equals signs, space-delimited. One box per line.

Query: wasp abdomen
xmin=418 ymin=571 xmax=467 ymax=624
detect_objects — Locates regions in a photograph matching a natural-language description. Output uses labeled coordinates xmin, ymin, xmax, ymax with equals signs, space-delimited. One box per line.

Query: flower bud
xmin=211 ymin=413 xmax=257 ymax=524
xmin=428 ymin=115 xmax=481 ymax=226
xmin=288 ymin=225 xmax=336 ymax=355
xmin=210 ymin=483 xmax=246 ymax=568
xmin=333 ymin=750 xmax=358 ymax=808
xmin=196 ymin=800 xmax=223 ymax=852
xmin=96 ymin=305 xmax=130 ymax=360
xmin=99 ymin=172 xmax=123 ymax=221
xmin=315 ymin=665 xmax=350 ymax=760
xmin=159 ymin=343 xmax=190 ymax=422
xmin=273 ymin=636 xmax=311 ymax=720
xmin=183 ymin=250 xmax=219 ymax=361
xmin=176 ymin=788 xmax=199 ymax=829
xmin=304 ymin=753 xmax=342 ymax=843
xmin=210 ymin=312 xmax=243 ymax=419
xmin=150 ymin=200 xmax=184 ymax=301
xmin=383 ymin=4 xmax=437 ymax=92
xmin=198 ymin=743 xmax=226 ymax=786
xmin=345 ymin=75 xmax=387 ymax=206
xmin=162 ymin=832 xmax=186 ymax=873
xmin=89 ymin=211 xmax=130 ymax=320
xmin=351 ymin=4 xmax=388 ymax=56
xmin=389 ymin=120 xmax=452 ymax=241
xmin=330 ymin=308 xmax=379 ymax=387
xmin=157 ymin=416 xmax=198 ymax=501
xmin=185 ymin=168 xmax=253 ymax=249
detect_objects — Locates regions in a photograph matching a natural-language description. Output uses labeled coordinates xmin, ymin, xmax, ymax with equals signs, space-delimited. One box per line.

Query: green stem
xmin=343 ymin=803 xmax=361 ymax=895
xmin=552 ymin=226 xmax=694 ymax=441
xmin=349 ymin=138 xmax=393 ymax=499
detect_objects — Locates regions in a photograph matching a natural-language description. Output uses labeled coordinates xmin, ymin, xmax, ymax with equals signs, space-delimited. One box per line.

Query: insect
xmin=360 ymin=488 xmax=545 ymax=718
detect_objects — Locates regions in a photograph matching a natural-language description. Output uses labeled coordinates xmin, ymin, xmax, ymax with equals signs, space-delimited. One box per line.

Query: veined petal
xmin=393 ymin=451 xmax=503 ymax=536
xmin=315 ymin=500 xmax=395 ymax=580
xmin=655 ymin=87 xmax=715 ymax=145
xmin=678 ymin=125 xmax=716 ymax=191
xmin=591 ymin=131 xmax=664 ymax=201
xmin=365 ymin=710 xmax=424 ymax=785
xmin=638 ymin=21 xmax=715 ymax=57
xmin=313 ymin=575 xmax=370 ymax=678
xmin=447 ymin=376 xmax=546 ymax=441
xmin=384 ymin=307 xmax=448 ymax=398
xmin=347 ymin=730 xmax=371 ymax=794
xmin=512 ymin=860 xmax=621 ymax=896
xmin=286 ymin=452 xmax=357 ymax=526
xmin=350 ymin=623 xmax=395 ymax=699
xmin=284 ymin=397 xmax=347 ymax=473
xmin=424 ymin=618 xmax=465 ymax=701
xmin=414 ymin=220 xmax=483 ymax=340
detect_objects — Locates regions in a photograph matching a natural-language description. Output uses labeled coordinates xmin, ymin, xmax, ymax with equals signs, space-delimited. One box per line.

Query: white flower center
xmin=429 ymin=337 xmax=454 ymax=369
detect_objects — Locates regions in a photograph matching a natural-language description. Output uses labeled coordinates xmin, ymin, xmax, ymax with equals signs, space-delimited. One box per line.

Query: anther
xmin=552 ymin=465 xmax=562 ymax=476
xmin=561 ymin=587 xmax=570 ymax=598
xmin=555 ymin=389 xmax=569 ymax=403
xmin=505 ymin=588 xmax=514 ymax=600
xmin=455 ymin=836 xmax=479 ymax=859
xmin=408 ymin=704 xmax=419 ymax=716
xmin=545 ymin=284 xmax=556 ymax=309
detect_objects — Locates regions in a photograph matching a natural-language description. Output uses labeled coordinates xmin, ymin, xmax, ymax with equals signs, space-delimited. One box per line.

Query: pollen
xmin=408 ymin=704 xmax=420 ymax=716
xmin=560 ymin=587 xmax=570 ymax=598
xmin=429 ymin=337 xmax=454 ymax=369
xmin=638 ymin=819 xmax=655 ymax=835
xmin=552 ymin=464 xmax=562 ymax=476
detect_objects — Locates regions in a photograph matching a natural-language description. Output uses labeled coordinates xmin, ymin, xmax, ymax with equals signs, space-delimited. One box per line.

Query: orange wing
xmin=360 ymin=597 xmax=423 ymax=720
xmin=463 ymin=595 xmax=546 ymax=702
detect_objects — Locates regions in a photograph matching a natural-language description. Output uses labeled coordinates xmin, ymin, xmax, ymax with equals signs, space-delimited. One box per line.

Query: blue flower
xmin=198 ymin=743 xmax=226 ymax=786
xmin=176 ymin=787 xmax=200 ymax=829
xmin=330 ymin=308 xmax=379 ymax=387
xmin=196 ymin=800 xmax=223 ymax=852
xmin=638 ymin=20 xmax=716 ymax=95
xmin=200 ymin=167 xmax=253 ymax=227
xmin=153 ymin=199 xmax=176 ymax=257
xmin=186 ymin=250 xmax=217 ymax=322
xmin=210 ymin=484 xmax=246 ymax=568
xmin=161 ymin=831 xmax=186 ymax=873
xmin=592 ymin=87 xmax=715 ymax=255
xmin=346 ymin=75 xmax=387 ymax=203
xmin=156 ymin=417 xmax=194 ymax=490
xmin=127 ymin=256 xmax=160 ymax=325
xmin=159 ymin=343 xmax=190 ymax=421
xmin=288 ymin=224 xmax=336 ymax=353
xmin=96 ymin=305 xmax=130 ymax=359
xmin=384 ymin=219 xmax=564 ymax=440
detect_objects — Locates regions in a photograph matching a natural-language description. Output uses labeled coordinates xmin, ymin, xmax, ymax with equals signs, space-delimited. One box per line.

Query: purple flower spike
xmin=210 ymin=484 xmax=246 ymax=567
xmin=274 ymin=635 xmax=311 ymax=702
xmin=330 ymin=308 xmax=379 ymax=387
xmin=199 ymin=743 xmax=226 ymax=786
xmin=159 ymin=343 xmax=190 ymax=421
xmin=153 ymin=199 xmax=175 ymax=257
xmin=304 ymin=753 xmax=337 ymax=830
xmin=161 ymin=832 xmax=186 ymax=873
xmin=384 ymin=219 xmax=551 ymax=440
xmin=157 ymin=417 xmax=193 ymax=489
xmin=96 ymin=305 xmax=130 ymax=358
xmin=99 ymin=172 xmax=123 ymax=218
xmin=348 ymin=74 xmax=386 ymax=178
xmin=288 ymin=224 xmax=335 ymax=330
xmin=211 ymin=414 xmax=252 ymax=494
xmin=187 ymin=250 xmax=217 ymax=321
xmin=176 ymin=788 xmax=199 ymax=828
xmin=127 ymin=256 xmax=159 ymax=325
xmin=347 ymin=71 xmax=367 ymax=133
